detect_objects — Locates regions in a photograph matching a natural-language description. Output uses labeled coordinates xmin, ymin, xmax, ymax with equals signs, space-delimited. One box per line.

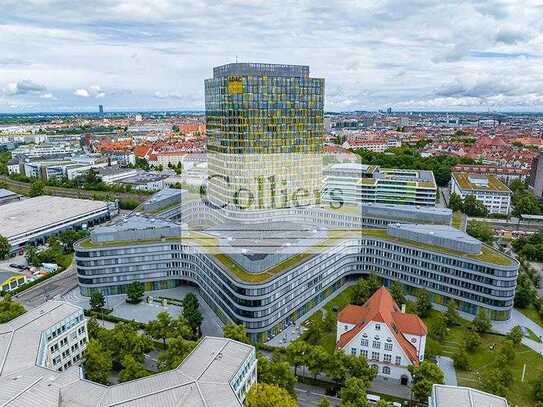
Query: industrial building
xmin=429 ymin=384 xmax=509 ymax=407
xmin=0 ymin=195 xmax=118 ymax=255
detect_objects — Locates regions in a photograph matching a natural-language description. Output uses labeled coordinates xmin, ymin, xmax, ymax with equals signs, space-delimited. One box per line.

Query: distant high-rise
xmin=98 ymin=104 xmax=104 ymax=114
xmin=205 ymin=63 xmax=324 ymax=210
xmin=528 ymin=151 xmax=543 ymax=199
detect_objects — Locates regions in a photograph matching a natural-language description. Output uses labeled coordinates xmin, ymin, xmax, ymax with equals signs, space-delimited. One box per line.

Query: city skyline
xmin=1 ymin=1 xmax=543 ymax=113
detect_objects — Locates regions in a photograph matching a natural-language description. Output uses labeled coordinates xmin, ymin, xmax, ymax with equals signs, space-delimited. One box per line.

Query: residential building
xmin=450 ymin=172 xmax=512 ymax=215
xmin=336 ymin=287 xmax=427 ymax=383
xmin=75 ymin=209 xmax=517 ymax=342
xmin=97 ymin=166 xmax=138 ymax=183
xmin=0 ymin=301 xmax=257 ymax=407
xmin=205 ymin=63 xmax=324 ymax=210
xmin=322 ymin=163 xmax=437 ymax=207
xmin=529 ymin=150 xmax=543 ymax=199
xmin=342 ymin=138 xmax=401 ymax=152
xmin=0 ymin=188 xmax=21 ymax=205
xmin=6 ymin=157 xmax=21 ymax=174
xmin=0 ymin=196 xmax=118 ymax=255
xmin=429 ymin=384 xmax=509 ymax=407
xmin=117 ymin=172 xmax=168 ymax=192
xmin=453 ymin=164 xmax=529 ymax=184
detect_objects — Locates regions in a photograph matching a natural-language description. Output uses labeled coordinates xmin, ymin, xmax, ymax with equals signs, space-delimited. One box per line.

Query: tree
xmin=453 ymin=346 xmax=470 ymax=370
xmin=408 ymin=361 xmax=444 ymax=402
xmin=429 ymin=313 xmax=448 ymax=342
xmin=302 ymin=312 xmax=325 ymax=345
xmin=86 ymin=316 xmax=103 ymax=340
xmin=366 ymin=273 xmax=382 ymax=294
xmin=507 ymin=325 xmax=523 ymax=346
xmin=462 ymin=194 xmax=488 ymax=217
xmin=471 ymin=309 xmax=491 ymax=333
xmin=534 ymin=375 xmax=543 ymax=402
xmin=324 ymin=351 xmax=351 ymax=386
xmin=89 ymin=291 xmax=105 ymax=312
xmin=286 ymin=340 xmax=310 ymax=376
xmin=415 ymin=289 xmax=432 ymax=318
xmin=513 ymin=195 xmax=542 ymax=217
xmin=348 ymin=354 xmax=377 ymax=382
xmin=339 ymin=377 xmax=370 ymax=407
xmin=448 ymin=192 xmax=463 ymax=212
xmin=375 ymin=401 xmax=390 ymax=407
xmin=244 ymin=383 xmax=297 ymax=407
xmin=83 ymin=339 xmax=112 ymax=384
xmin=146 ymin=311 xmax=175 ymax=346
xmin=444 ymin=299 xmax=460 ymax=327
xmin=106 ymin=322 xmax=153 ymax=364
xmin=466 ymin=220 xmax=494 ymax=244
xmin=24 ymin=244 xmax=41 ymax=267
xmin=157 ymin=336 xmax=196 ymax=371
xmin=126 ymin=281 xmax=144 ymax=303
xmin=0 ymin=294 xmax=26 ymax=323
xmin=306 ymin=345 xmax=330 ymax=380
xmin=29 ymin=180 xmax=45 ymax=197
xmin=224 ymin=323 xmax=250 ymax=344
xmin=119 ymin=354 xmax=150 ymax=383
xmin=0 ymin=234 xmax=10 ymax=259
xmin=351 ymin=278 xmax=370 ymax=305
xmin=390 ymin=281 xmax=406 ymax=306
xmin=173 ymin=315 xmax=193 ymax=339
xmin=318 ymin=398 xmax=331 ymax=407
xmin=463 ymin=329 xmax=481 ymax=352
xmin=182 ymin=293 xmax=203 ymax=336
xmin=257 ymin=355 xmax=297 ymax=394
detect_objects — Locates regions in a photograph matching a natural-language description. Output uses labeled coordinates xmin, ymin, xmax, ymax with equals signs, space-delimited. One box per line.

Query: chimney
xmin=401 ymin=304 xmax=406 ymax=313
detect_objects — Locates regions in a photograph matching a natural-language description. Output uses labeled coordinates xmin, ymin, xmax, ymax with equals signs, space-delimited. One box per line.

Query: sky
xmin=1 ymin=0 xmax=543 ymax=113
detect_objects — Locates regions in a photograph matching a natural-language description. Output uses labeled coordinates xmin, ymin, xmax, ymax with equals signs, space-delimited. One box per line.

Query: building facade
xmin=205 ymin=63 xmax=324 ymax=210
xmin=450 ymin=172 xmax=512 ymax=215
xmin=336 ymin=287 xmax=427 ymax=384
xmin=529 ymin=151 xmax=543 ymax=199
xmin=74 ymin=210 xmax=518 ymax=342
xmin=322 ymin=163 xmax=437 ymax=207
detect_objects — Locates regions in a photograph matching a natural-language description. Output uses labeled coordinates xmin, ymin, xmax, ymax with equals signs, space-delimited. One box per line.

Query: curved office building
xmin=75 ymin=200 xmax=518 ymax=342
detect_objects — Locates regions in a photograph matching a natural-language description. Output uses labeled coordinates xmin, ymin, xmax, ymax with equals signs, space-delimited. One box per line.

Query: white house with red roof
xmin=336 ymin=287 xmax=427 ymax=384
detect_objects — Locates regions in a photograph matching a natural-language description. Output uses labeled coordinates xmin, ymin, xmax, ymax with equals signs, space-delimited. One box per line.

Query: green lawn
xmin=452 ymin=211 xmax=464 ymax=230
xmin=422 ymin=309 xmax=543 ymax=407
xmin=518 ymin=305 xmax=543 ymax=330
xmin=302 ymin=290 xmax=543 ymax=407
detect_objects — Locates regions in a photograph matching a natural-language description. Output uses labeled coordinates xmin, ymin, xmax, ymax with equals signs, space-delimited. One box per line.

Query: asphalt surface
xmin=295 ymin=384 xmax=340 ymax=407
xmin=15 ymin=264 xmax=78 ymax=308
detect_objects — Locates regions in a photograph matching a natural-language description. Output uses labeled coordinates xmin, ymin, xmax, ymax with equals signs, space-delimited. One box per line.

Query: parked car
xmin=9 ymin=264 xmax=26 ymax=270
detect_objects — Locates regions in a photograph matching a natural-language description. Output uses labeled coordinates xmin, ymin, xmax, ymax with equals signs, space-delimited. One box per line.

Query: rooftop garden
xmin=452 ymin=172 xmax=511 ymax=193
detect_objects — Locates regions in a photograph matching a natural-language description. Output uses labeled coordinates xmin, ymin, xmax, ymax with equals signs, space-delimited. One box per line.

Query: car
xmin=367 ymin=394 xmax=381 ymax=404
xmin=9 ymin=263 xmax=26 ymax=270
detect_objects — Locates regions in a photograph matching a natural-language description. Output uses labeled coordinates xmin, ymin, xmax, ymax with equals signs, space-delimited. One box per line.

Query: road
xmin=295 ymin=383 xmax=340 ymax=407
xmin=15 ymin=265 xmax=78 ymax=308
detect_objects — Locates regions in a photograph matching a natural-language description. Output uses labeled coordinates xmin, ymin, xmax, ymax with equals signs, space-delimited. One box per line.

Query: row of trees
xmin=512 ymin=230 xmax=543 ymax=262
xmin=448 ymin=193 xmax=489 ymax=218
xmin=24 ymin=229 xmax=88 ymax=268
xmin=354 ymin=145 xmax=475 ymax=187
xmin=510 ymin=180 xmax=543 ymax=217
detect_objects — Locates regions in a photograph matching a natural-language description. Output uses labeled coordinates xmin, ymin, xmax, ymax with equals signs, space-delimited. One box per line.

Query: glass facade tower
xmin=205 ymin=63 xmax=324 ymax=211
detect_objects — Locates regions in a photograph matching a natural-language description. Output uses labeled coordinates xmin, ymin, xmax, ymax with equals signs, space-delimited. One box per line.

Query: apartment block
xmin=450 ymin=172 xmax=512 ymax=215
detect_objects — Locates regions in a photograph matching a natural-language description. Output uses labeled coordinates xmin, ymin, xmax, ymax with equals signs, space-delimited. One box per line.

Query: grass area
xmin=518 ymin=305 xmax=543 ymax=330
xmin=452 ymin=211 xmax=464 ymax=230
xmin=452 ymin=172 xmax=511 ymax=192
xmin=421 ymin=309 xmax=543 ymax=407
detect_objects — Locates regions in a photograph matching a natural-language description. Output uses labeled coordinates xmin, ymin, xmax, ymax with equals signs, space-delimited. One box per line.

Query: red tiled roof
xmin=336 ymin=287 xmax=426 ymax=365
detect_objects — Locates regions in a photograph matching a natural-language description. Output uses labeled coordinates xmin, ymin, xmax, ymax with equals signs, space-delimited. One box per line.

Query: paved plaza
xmin=63 ymin=286 xmax=224 ymax=337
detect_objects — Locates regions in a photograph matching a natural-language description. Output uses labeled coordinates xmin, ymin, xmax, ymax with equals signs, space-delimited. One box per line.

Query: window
xmin=344 ymin=325 xmax=348 ymax=330
xmin=375 ymin=324 xmax=381 ymax=330
xmin=361 ymin=350 xmax=368 ymax=358
xmin=351 ymin=348 xmax=357 ymax=355
xmin=383 ymin=366 xmax=391 ymax=375
xmin=384 ymin=343 xmax=393 ymax=351
xmin=361 ymin=338 xmax=369 ymax=346
xmin=372 ymin=341 xmax=381 ymax=349
xmin=384 ymin=354 xmax=392 ymax=363
xmin=395 ymin=356 xmax=402 ymax=365
xmin=371 ymin=352 xmax=380 ymax=361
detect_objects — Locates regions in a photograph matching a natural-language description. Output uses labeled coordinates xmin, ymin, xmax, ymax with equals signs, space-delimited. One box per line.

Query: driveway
xmin=436 ymin=356 xmax=457 ymax=386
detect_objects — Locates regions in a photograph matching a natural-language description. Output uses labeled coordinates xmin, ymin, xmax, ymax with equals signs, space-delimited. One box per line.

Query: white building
xmin=0 ymin=300 xmax=257 ymax=407
xmin=429 ymin=384 xmax=509 ymax=407
xmin=450 ymin=172 xmax=512 ymax=215
xmin=336 ymin=287 xmax=427 ymax=384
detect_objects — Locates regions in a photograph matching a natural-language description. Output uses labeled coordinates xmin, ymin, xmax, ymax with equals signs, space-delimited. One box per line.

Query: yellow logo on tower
xmin=227 ymin=76 xmax=243 ymax=95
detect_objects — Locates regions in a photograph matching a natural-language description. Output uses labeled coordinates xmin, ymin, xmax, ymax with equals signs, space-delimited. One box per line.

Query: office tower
xmin=205 ymin=63 xmax=324 ymax=210
xmin=98 ymin=104 xmax=104 ymax=114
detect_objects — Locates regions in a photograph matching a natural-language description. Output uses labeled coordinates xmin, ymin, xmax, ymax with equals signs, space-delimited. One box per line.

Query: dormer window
xmin=411 ymin=337 xmax=417 ymax=343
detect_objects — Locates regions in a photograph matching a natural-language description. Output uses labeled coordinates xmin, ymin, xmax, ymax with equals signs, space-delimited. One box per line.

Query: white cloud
xmin=4 ymin=80 xmax=47 ymax=95
xmin=73 ymin=88 xmax=90 ymax=97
